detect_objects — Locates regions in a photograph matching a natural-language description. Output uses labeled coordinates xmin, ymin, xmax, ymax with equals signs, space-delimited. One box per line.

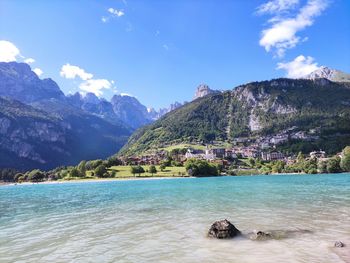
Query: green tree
xmin=317 ymin=160 xmax=328 ymax=173
xmin=160 ymin=164 xmax=166 ymax=172
xmin=136 ymin=165 xmax=145 ymax=176
xmin=27 ymin=170 xmax=45 ymax=182
xmin=130 ymin=166 xmax=138 ymax=177
xmin=14 ymin=173 xmax=24 ymax=182
xmin=327 ymin=157 xmax=341 ymax=173
xmin=272 ymin=160 xmax=285 ymax=173
xmin=185 ymin=159 xmax=218 ymax=177
xmin=70 ymin=167 xmax=80 ymax=178
xmin=77 ymin=160 xmax=87 ymax=177
xmin=110 ymin=170 xmax=117 ymax=178
xmin=94 ymin=165 xmax=107 ymax=178
xmin=247 ymin=158 xmax=255 ymax=168
xmin=340 ymin=146 xmax=350 ymax=172
xmin=149 ymin=165 xmax=157 ymax=176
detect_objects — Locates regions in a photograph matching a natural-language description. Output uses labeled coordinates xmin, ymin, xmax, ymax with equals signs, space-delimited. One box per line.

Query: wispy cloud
xmin=277 ymin=55 xmax=319 ymax=78
xmin=258 ymin=0 xmax=329 ymax=57
xmin=108 ymin=7 xmax=124 ymax=17
xmin=163 ymin=44 xmax=169 ymax=51
xmin=257 ymin=0 xmax=299 ymax=15
xmin=102 ymin=7 xmax=125 ymax=23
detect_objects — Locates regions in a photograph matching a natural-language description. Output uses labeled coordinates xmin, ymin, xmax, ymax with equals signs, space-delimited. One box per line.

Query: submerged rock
xmin=208 ymin=219 xmax=240 ymax=239
xmin=335 ymin=241 xmax=345 ymax=248
xmin=250 ymin=231 xmax=273 ymax=241
xmin=249 ymin=229 xmax=312 ymax=241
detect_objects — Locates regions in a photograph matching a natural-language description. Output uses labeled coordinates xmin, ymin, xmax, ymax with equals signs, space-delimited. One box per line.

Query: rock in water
xmin=208 ymin=219 xmax=240 ymax=239
xmin=250 ymin=231 xmax=273 ymax=241
xmin=335 ymin=241 xmax=345 ymax=248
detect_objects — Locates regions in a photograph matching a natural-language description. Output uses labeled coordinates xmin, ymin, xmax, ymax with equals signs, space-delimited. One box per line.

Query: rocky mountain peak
xmin=304 ymin=66 xmax=350 ymax=82
xmin=305 ymin=66 xmax=336 ymax=80
xmin=0 ymin=62 xmax=65 ymax=103
xmin=194 ymin=84 xmax=218 ymax=99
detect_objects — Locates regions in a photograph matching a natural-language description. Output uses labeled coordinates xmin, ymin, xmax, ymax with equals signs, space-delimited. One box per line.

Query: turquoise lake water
xmin=0 ymin=174 xmax=350 ymax=263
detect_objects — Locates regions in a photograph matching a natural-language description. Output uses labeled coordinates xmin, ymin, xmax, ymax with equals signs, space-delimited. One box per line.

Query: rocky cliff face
xmin=0 ymin=62 xmax=65 ymax=103
xmin=305 ymin=66 xmax=350 ymax=82
xmin=194 ymin=84 xmax=219 ymax=99
xmin=110 ymin=94 xmax=153 ymax=129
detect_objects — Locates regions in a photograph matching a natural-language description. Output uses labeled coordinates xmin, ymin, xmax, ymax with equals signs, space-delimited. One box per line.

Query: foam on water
xmin=0 ymin=174 xmax=349 ymax=263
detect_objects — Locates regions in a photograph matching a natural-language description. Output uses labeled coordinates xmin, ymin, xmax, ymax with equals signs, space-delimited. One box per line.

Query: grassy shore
xmin=107 ymin=165 xmax=187 ymax=178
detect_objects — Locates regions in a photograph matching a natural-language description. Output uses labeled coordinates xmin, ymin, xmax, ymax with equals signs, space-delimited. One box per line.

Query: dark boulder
xmin=335 ymin=241 xmax=345 ymax=248
xmin=208 ymin=219 xmax=240 ymax=239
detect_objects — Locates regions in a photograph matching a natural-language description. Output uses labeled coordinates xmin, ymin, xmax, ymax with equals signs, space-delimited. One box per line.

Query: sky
xmin=0 ymin=0 xmax=350 ymax=109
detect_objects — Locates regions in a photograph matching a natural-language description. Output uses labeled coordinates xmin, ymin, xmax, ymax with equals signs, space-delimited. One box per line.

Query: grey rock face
xmin=111 ymin=94 xmax=152 ymax=129
xmin=0 ymin=62 xmax=65 ymax=103
xmin=194 ymin=84 xmax=218 ymax=99
xmin=208 ymin=219 xmax=240 ymax=239
xmin=304 ymin=66 xmax=350 ymax=82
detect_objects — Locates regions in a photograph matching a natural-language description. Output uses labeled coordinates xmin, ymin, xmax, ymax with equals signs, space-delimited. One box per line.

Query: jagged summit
xmin=194 ymin=84 xmax=219 ymax=99
xmin=304 ymin=66 xmax=350 ymax=82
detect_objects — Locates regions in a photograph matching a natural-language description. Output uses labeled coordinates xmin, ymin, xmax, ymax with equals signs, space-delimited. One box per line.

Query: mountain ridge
xmin=119 ymin=77 xmax=350 ymax=156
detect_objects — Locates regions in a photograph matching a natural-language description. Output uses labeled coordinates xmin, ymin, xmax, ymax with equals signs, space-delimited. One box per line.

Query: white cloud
xmin=257 ymin=0 xmax=299 ymax=14
xmin=0 ymin=40 xmax=20 ymax=62
xmin=277 ymin=55 xmax=319 ymax=78
xmin=60 ymin=63 xmax=93 ymax=80
xmin=79 ymin=79 xmax=113 ymax=97
xmin=33 ymin=68 xmax=43 ymax=77
xmin=24 ymin=58 xmax=35 ymax=64
xmin=101 ymin=16 xmax=108 ymax=23
xmin=108 ymin=8 xmax=124 ymax=17
xmin=259 ymin=0 xmax=328 ymax=57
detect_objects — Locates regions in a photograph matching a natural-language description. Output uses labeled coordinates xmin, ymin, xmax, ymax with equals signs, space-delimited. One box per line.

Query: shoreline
xmin=1 ymin=176 xmax=194 ymax=186
xmin=1 ymin=172 xmax=349 ymax=187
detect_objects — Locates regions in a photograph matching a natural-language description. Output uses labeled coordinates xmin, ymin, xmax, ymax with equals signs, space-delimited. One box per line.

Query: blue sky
xmin=0 ymin=0 xmax=349 ymax=109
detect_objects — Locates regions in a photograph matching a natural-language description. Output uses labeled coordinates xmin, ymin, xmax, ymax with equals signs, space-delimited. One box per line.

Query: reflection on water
xmin=0 ymin=174 xmax=349 ymax=263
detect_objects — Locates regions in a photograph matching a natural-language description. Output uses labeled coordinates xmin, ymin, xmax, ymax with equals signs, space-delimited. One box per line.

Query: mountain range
xmin=1 ymin=61 xmax=350 ymax=170
xmin=0 ymin=62 xmax=183 ymax=170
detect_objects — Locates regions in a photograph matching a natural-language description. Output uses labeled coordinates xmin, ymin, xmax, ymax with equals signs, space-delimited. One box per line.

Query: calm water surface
xmin=0 ymin=174 xmax=349 ymax=263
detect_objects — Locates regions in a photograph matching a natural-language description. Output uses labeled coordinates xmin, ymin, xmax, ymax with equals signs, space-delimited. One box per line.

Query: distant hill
xmin=119 ymin=78 xmax=350 ymax=156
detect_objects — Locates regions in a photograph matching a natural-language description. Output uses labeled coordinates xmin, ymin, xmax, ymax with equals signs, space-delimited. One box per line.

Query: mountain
xmin=193 ymin=84 xmax=219 ymax=99
xmin=0 ymin=62 xmax=65 ymax=103
xmin=66 ymin=92 xmax=126 ymax=126
xmin=0 ymin=62 xmax=132 ymax=170
xmin=305 ymin=66 xmax=350 ymax=82
xmin=110 ymin=94 xmax=153 ymax=129
xmin=119 ymin=78 xmax=350 ymax=156
xmin=0 ymin=96 xmax=131 ymax=170
xmin=147 ymin=102 xmax=183 ymax=120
